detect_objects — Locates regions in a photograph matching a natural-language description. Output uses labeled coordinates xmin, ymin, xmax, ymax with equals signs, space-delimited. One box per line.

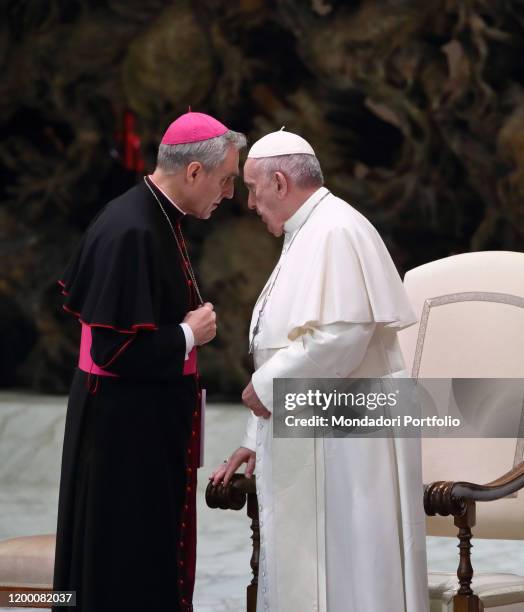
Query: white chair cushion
xmin=429 ymin=571 xmax=524 ymax=610
xmin=0 ymin=535 xmax=55 ymax=589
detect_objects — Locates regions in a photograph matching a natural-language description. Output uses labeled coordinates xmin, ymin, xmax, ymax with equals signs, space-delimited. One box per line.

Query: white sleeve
xmin=251 ymin=322 xmax=376 ymax=413
xmin=241 ymin=411 xmax=258 ymax=452
xmin=179 ymin=323 xmax=195 ymax=360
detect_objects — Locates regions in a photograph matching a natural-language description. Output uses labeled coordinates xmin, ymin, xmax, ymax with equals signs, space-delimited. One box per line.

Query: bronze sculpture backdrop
xmin=1 ymin=0 xmax=523 ymax=395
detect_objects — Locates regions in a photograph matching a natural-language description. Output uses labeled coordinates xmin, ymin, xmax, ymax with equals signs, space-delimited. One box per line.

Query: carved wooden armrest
xmin=423 ymin=461 xmax=524 ymax=612
xmin=424 ymin=461 xmax=524 ymax=517
xmin=205 ymin=473 xmax=256 ymax=510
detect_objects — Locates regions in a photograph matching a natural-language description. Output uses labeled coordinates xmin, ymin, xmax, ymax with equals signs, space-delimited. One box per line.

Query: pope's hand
xmin=183 ymin=302 xmax=216 ymax=345
xmin=242 ymin=380 xmax=271 ymax=419
xmin=209 ymin=447 xmax=256 ymax=486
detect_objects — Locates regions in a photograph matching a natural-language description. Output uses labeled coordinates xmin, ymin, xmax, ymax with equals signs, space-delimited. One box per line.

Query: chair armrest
xmin=205 ymin=474 xmax=256 ymax=511
xmin=424 ymin=461 xmax=524 ymax=517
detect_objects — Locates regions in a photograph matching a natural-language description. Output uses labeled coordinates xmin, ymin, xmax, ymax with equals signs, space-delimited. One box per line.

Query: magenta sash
xmin=78 ymin=323 xmax=197 ymax=377
xmin=183 ymin=346 xmax=197 ymax=375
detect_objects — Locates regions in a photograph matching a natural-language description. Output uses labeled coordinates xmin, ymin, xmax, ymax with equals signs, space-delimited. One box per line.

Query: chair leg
xmin=452 ymin=501 xmax=483 ymax=612
xmin=453 ymin=596 xmax=484 ymax=612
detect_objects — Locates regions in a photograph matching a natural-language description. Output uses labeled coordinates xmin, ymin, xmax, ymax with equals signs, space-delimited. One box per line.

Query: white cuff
xmin=179 ymin=323 xmax=195 ymax=360
xmin=251 ymin=368 xmax=275 ymax=413
xmin=242 ymin=412 xmax=258 ymax=452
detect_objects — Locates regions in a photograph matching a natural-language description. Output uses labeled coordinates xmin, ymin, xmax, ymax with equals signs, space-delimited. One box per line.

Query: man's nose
xmin=247 ymin=194 xmax=256 ymax=210
xmin=223 ymin=183 xmax=234 ymax=200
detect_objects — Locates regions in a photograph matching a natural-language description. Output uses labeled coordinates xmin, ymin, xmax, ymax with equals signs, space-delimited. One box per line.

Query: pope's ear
xmin=186 ymin=161 xmax=203 ymax=183
xmin=274 ymin=171 xmax=288 ymax=197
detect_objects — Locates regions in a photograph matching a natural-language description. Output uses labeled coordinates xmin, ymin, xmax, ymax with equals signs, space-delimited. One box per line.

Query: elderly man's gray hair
xmin=157 ymin=130 xmax=247 ymax=174
xmin=255 ymin=154 xmax=324 ymax=188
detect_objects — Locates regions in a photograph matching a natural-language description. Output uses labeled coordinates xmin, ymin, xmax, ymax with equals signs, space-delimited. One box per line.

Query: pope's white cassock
xmin=241 ymin=187 xmax=430 ymax=611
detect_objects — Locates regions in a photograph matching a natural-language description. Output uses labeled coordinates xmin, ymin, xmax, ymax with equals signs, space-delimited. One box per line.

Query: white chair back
xmin=398 ymin=251 xmax=524 ymax=539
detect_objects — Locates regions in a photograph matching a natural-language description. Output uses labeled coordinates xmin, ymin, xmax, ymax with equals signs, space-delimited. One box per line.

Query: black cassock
xmin=53 ymin=178 xmax=201 ymax=612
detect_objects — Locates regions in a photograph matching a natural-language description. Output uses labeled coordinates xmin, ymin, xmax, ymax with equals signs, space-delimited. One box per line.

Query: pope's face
xmin=243 ymin=159 xmax=287 ymax=237
xmin=190 ymin=146 xmax=240 ymax=219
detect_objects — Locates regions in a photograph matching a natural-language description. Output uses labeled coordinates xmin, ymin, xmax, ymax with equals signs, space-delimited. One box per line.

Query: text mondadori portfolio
xmin=284 ymin=414 xmax=461 ymax=427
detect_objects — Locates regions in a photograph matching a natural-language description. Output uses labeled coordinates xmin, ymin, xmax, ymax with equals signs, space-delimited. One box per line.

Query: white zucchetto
xmin=247 ymin=128 xmax=316 ymax=158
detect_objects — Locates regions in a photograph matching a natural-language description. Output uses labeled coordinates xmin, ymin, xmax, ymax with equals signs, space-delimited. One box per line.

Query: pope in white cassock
xmin=211 ymin=130 xmax=430 ymax=612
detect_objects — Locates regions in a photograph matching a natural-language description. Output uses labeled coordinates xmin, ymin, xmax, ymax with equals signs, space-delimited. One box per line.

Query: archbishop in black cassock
xmin=52 ymin=112 xmax=245 ymax=612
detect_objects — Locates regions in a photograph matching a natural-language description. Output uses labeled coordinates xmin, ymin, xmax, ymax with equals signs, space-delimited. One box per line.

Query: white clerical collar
xmin=283 ymin=186 xmax=329 ymax=234
xmin=147 ymin=175 xmax=186 ymax=215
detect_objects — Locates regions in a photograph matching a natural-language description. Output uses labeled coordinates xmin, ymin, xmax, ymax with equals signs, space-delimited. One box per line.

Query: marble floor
xmin=0 ymin=391 xmax=522 ymax=611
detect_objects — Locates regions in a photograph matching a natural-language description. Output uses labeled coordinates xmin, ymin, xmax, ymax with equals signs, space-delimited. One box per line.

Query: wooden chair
xmin=0 ymin=534 xmax=55 ymax=608
xmin=398 ymin=251 xmax=524 ymax=612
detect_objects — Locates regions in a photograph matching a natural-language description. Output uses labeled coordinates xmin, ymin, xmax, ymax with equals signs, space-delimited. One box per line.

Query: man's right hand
xmin=183 ymin=302 xmax=216 ymax=346
xmin=209 ymin=447 xmax=256 ymax=486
